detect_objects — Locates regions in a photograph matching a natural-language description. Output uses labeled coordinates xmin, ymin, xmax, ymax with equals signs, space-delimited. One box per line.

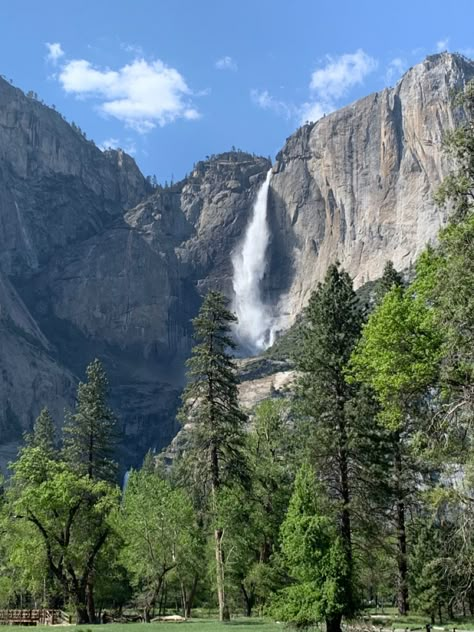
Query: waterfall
xmin=232 ymin=169 xmax=274 ymax=353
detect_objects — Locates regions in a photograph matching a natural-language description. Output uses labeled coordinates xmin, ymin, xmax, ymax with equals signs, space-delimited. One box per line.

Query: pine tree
xmin=375 ymin=261 xmax=404 ymax=304
xmin=178 ymin=290 xmax=247 ymax=621
xmin=64 ymin=359 xmax=118 ymax=483
xmin=141 ymin=449 xmax=156 ymax=474
xmin=26 ymin=407 xmax=56 ymax=456
xmin=272 ymin=463 xmax=350 ymax=631
xmin=435 ymin=80 xmax=474 ymax=223
xmin=294 ymin=263 xmax=363 ymax=627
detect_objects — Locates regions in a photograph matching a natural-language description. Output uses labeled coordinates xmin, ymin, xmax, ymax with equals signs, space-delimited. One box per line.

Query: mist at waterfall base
xmin=232 ymin=169 xmax=276 ymax=355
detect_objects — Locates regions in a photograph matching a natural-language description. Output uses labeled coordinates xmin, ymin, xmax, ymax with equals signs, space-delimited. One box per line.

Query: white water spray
xmin=232 ymin=169 xmax=275 ymax=353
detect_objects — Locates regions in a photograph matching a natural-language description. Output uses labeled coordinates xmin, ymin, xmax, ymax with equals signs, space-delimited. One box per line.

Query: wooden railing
xmin=0 ymin=609 xmax=71 ymax=626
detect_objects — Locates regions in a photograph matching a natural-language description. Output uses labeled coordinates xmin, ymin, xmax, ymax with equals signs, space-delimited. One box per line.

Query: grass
xmin=2 ymin=618 xmax=284 ymax=632
xmin=6 ymin=613 xmax=474 ymax=632
xmin=366 ymin=609 xmax=474 ymax=630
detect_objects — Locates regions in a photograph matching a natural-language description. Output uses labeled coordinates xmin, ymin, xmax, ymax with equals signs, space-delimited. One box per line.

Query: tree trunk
xmin=326 ymin=613 xmax=343 ymax=632
xmin=86 ymin=579 xmax=96 ymax=623
xmin=394 ymin=438 xmax=409 ymax=615
xmin=447 ymin=598 xmax=454 ymax=621
xmin=211 ymin=442 xmax=229 ymax=623
xmin=337 ymin=416 xmax=353 ymax=613
xmin=72 ymin=582 xmax=90 ymax=624
xmin=241 ymin=582 xmax=255 ymax=617
xmin=215 ymin=527 xmax=230 ymax=621
xmin=75 ymin=603 xmax=89 ymax=625
xmin=336 ymin=415 xmax=352 ymax=561
xmin=183 ymin=576 xmax=198 ymax=619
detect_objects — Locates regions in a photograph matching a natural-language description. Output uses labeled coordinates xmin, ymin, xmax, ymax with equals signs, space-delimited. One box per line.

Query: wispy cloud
xmin=57 ymin=57 xmax=200 ymax=132
xmin=309 ymin=49 xmax=378 ymax=100
xmin=436 ymin=38 xmax=450 ymax=52
xmin=251 ymin=49 xmax=377 ymax=125
xmin=250 ymin=89 xmax=292 ymax=119
xmin=99 ymin=137 xmax=137 ymax=155
xmin=45 ymin=42 xmax=64 ymax=64
xmin=215 ymin=56 xmax=238 ymax=71
xmin=98 ymin=137 xmax=120 ymax=150
xmin=120 ymin=42 xmax=144 ymax=56
xmin=384 ymin=57 xmax=407 ymax=85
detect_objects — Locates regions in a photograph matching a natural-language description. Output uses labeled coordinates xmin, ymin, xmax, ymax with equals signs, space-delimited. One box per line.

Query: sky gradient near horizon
xmin=0 ymin=0 xmax=473 ymax=182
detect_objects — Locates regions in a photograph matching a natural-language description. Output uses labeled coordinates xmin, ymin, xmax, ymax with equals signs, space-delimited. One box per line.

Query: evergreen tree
xmin=141 ymin=449 xmax=156 ymax=475
xmin=435 ymin=80 xmax=474 ymax=223
xmin=410 ymin=520 xmax=451 ymax=624
xmin=25 ymin=407 xmax=56 ymax=457
xmin=178 ymin=290 xmax=247 ymax=621
xmin=272 ymin=463 xmax=351 ymax=632
xmin=375 ymin=261 xmax=404 ymax=304
xmin=64 ymin=359 xmax=118 ymax=482
xmin=294 ymin=263 xmax=363 ymax=624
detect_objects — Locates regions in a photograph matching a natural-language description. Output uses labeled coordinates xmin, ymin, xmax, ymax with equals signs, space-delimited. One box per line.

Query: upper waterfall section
xmin=232 ymin=168 xmax=275 ymax=353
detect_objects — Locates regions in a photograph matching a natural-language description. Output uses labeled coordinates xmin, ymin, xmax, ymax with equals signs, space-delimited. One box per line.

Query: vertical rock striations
xmin=268 ymin=53 xmax=474 ymax=323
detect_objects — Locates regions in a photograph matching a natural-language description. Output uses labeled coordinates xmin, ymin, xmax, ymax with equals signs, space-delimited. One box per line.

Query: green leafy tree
xmin=272 ymin=463 xmax=351 ymax=632
xmin=64 ymin=358 xmax=118 ymax=483
xmin=348 ymin=284 xmax=442 ymax=613
xmin=63 ymin=358 xmax=119 ymax=620
xmin=7 ymin=446 xmax=119 ymax=623
xmin=116 ymin=469 xmax=199 ymax=621
xmin=177 ymin=290 xmax=248 ymax=621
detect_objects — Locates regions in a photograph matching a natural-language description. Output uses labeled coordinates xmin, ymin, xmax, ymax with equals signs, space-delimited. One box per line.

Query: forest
xmin=0 ymin=82 xmax=473 ymax=632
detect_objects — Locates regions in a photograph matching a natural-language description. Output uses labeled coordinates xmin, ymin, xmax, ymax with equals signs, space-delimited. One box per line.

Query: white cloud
xmin=385 ymin=57 xmax=407 ymax=85
xmin=301 ymin=49 xmax=377 ymax=124
xmin=251 ymin=49 xmax=377 ymax=126
xmin=309 ymin=49 xmax=378 ymax=100
xmin=98 ymin=137 xmax=120 ymax=150
xmin=58 ymin=57 xmax=200 ymax=132
xmin=436 ymin=38 xmax=449 ymax=52
xmin=99 ymin=137 xmax=137 ymax=156
xmin=215 ymin=56 xmax=238 ymax=71
xmin=45 ymin=42 xmax=64 ymax=64
xmin=250 ymin=89 xmax=292 ymax=119
xmin=299 ymin=100 xmax=333 ymax=124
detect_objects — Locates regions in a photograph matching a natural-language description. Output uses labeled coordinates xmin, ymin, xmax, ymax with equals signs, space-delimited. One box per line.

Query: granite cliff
xmin=265 ymin=52 xmax=474 ymax=327
xmin=0 ymin=52 xmax=472 ymax=468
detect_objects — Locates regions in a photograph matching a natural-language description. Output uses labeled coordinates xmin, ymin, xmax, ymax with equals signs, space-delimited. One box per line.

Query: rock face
xmin=266 ymin=53 xmax=474 ymax=323
xmin=0 ymin=53 xmax=472 ymax=468
xmin=0 ymin=77 xmax=270 ymax=466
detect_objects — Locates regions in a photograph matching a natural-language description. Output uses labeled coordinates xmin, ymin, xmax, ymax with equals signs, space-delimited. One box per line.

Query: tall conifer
xmin=178 ymin=290 xmax=247 ymax=621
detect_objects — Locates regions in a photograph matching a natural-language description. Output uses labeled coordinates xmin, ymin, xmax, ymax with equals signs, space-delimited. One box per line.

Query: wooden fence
xmin=0 ymin=609 xmax=71 ymax=626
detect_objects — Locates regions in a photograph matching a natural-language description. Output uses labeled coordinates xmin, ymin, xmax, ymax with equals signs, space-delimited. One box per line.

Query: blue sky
xmin=0 ymin=0 xmax=473 ymax=182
